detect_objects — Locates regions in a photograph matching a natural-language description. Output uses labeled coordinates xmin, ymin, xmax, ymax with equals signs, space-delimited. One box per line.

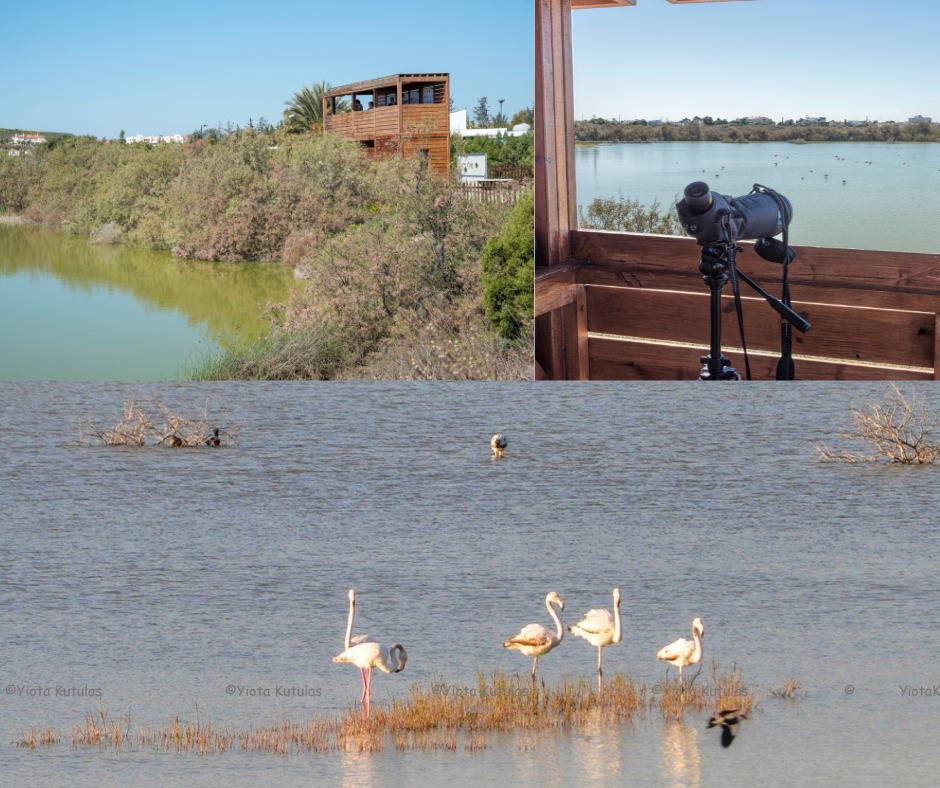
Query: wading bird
xmin=332 ymin=641 xmax=408 ymax=705
xmin=342 ymin=589 xmax=376 ymax=688
xmin=657 ymin=617 xmax=704 ymax=685
xmin=205 ymin=428 xmax=221 ymax=447
xmin=503 ymin=591 xmax=565 ymax=680
xmin=490 ymin=433 xmax=508 ymax=458
xmin=568 ymin=587 xmax=622 ymax=686
xmin=707 ymin=708 xmax=748 ymax=748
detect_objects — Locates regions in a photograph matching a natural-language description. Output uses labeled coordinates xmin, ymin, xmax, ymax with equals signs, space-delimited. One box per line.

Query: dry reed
xmin=15 ymin=727 xmax=60 ymax=748
xmin=27 ymin=667 xmax=758 ymax=756
xmin=769 ymin=677 xmax=805 ymax=700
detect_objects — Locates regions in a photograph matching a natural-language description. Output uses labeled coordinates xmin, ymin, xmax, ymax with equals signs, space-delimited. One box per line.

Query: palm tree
xmin=283 ymin=82 xmax=349 ymax=134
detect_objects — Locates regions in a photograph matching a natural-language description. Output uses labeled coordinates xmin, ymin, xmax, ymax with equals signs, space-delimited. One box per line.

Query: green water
xmin=0 ymin=224 xmax=296 ymax=380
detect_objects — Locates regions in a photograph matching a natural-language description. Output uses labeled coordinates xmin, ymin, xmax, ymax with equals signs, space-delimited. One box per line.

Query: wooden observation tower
xmin=323 ymin=74 xmax=451 ymax=176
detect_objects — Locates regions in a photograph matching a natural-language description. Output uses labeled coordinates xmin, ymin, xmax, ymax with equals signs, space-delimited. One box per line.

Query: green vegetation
xmin=0 ymin=128 xmax=533 ymax=379
xmin=283 ymin=82 xmax=348 ymax=134
xmin=451 ymin=130 xmax=534 ymax=174
xmin=481 ymin=190 xmax=534 ymax=340
xmin=579 ymin=192 xmax=685 ymax=236
xmin=575 ymin=118 xmax=940 ymax=144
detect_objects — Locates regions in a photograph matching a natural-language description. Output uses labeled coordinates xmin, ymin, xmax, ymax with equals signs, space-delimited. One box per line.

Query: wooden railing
xmin=459 ymin=181 xmax=530 ymax=205
xmin=536 ymin=230 xmax=940 ymax=380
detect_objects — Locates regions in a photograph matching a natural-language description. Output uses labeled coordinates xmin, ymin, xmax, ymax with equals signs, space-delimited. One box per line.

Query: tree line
xmin=575 ymin=118 xmax=940 ymax=144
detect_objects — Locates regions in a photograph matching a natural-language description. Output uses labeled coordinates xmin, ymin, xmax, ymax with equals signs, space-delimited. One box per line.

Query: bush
xmin=480 ymin=190 xmax=534 ymax=340
xmin=578 ymin=192 xmax=685 ymax=235
xmin=816 ymin=383 xmax=940 ymax=464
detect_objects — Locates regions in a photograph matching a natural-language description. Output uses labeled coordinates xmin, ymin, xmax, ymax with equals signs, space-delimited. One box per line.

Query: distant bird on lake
xmin=490 ymin=433 xmax=508 ymax=458
xmin=205 ymin=428 xmax=221 ymax=447
xmin=503 ymin=591 xmax=565 ymax=680
xmin=568 ymin=587 xmax=622 ymax=684
xmin=707 ymin=708 xmax=748 ymax=748
xmin=167 ymin=435 xmax=184 ymax=448
xmin=657 ymin=617 xmax=704 ymax=685
xmin=332 ymin=641 xmax=408 ymax=705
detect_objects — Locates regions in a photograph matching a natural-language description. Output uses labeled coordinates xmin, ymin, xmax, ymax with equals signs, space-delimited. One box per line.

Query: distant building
xmin=744 ymin=116 xmax=773 ymax=125
xmin=125 ymin=134 xmax=185 ymax=144
xmin=324 ymin=74 xmax=451 ymax=176
xmin=798 ymin=116 xmax=826 ymax=125
xmin=450 ymin=109 xmax=531 ymax=139
xmin=908 ymin=115 xmax=932 ymax=124
xmin=11 ymin=133 xmax=46 ymax=144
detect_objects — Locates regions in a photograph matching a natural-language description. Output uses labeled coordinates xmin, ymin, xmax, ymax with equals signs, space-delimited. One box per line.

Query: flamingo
xmin=707 ymin=708 xmax=748 ymax=748
xmin=332 ymin=642 xmax=408 ymax=705
xmin=657 ymin=617 xmax=704 ymax=685
xmin=503 ymin=591 xmax=565 ymax=679
xmin=568 ymin=587 xmax=622 ymax=684
xmin=490 ymin=433 xmax=508 ymax=458
xmin=342 ymin=589 xmax=376 ymax=693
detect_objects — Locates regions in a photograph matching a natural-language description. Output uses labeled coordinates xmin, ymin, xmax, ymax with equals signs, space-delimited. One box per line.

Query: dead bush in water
xmin=816 ymin=383 xmax=940 ymax=464
xmin=77 ymin=395 xmax=233 ymax=448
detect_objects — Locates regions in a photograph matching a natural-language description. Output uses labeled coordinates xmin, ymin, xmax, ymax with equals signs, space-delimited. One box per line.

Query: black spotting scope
xmin=675 ymin=181 xmax=792 ymax=244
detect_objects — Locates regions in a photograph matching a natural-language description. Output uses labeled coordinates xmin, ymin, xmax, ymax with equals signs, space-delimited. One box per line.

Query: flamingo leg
xmin=597 ymin=646 xmax=603 ymax=678
xmin=531 ymin=656 xmax=539 ymax=680
xmin=364 ymin=668 xmax=373 ymax=704
xmin=359 ymin=668 xmax=368 ymax=704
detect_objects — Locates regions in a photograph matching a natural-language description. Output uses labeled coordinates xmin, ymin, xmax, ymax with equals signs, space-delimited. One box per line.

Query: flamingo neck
xmin=612 ymin=595 xmax=622 ymax=644
xmin=344 ymin=594 xmax=355 ymax=650
xmin=547 ymin=598 xmax=563 ymax=642
xmin=691 ymin=627 xmax=702 ymax=662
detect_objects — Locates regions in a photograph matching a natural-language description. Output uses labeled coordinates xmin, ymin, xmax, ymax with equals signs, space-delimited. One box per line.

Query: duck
xmin=707 ymin=708 xmax=748 ymax=748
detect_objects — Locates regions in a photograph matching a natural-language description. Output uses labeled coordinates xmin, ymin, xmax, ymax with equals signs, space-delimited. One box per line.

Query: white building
xmin=125 ymin=134 xmax=185 ymax=144
xmin=449 ymin=109 xmax=531 ymax=139
xmin=11 ymin=133 xmax=46 ymax=144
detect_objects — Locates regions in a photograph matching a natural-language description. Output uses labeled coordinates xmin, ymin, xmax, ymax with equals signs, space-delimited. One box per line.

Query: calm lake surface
xmin=0 ymin=224 xmax=295 ymax=380
xmin=2 ymin=382 xmax=939 ymax=786
xmin=576 ymin=141 xmax=940 ymax=253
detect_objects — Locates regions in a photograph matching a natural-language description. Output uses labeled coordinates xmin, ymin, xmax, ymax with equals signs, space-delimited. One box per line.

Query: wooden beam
xmin=572 ymin=0 xmax=635 ymax=8
xmin=535 ymin=0 xmax=577 ymax=269
xmin=535 ymin=263 xmax=581 ymax=316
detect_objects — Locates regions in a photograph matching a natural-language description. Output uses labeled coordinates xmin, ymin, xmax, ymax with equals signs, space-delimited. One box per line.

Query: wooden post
xmin=535 ymin=0 xmax=581 ymax=380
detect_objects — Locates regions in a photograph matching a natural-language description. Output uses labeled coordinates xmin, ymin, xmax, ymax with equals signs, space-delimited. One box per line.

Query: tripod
xmin=699 ymin=243 xmax=740 ymax=380
xmin=696 ymin=240 xmax=811 ymax=381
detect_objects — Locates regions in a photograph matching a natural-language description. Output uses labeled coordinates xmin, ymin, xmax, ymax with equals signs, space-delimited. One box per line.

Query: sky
xmin=572 ymin=0 xmax=939 ymax=124
xmin=1 ymin=0 xmax=532 ymax=138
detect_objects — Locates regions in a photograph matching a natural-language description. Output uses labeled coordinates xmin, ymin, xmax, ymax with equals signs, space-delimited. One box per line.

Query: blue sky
xmin=1 ymin=0 xmax=532 ymax=138
xmin=572 ymin=0 xmax=939 ymax=123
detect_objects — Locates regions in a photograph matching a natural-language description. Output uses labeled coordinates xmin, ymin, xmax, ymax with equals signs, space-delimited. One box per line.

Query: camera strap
xmin=751 ymin=185 xmax=795 ymax=380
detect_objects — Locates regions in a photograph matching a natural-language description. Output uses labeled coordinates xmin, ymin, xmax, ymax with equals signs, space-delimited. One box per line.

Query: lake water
xmin=576 ymin=141 xmax=940 ymax=253
xmin=2 ymin=381 xmax=939 ymax=786
xmin=0 ymin=224 xmax=296 ymax=380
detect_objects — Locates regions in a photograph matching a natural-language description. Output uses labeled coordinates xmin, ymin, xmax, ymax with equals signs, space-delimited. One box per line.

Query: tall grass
xmin=187 ymin=327 xmax=344 ymax=381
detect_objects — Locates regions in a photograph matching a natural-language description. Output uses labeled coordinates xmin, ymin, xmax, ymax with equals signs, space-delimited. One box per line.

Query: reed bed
xmin=25 ymin=667 xmax=758 ymax=756
xmin=15 ymin=727 xmax=60 ymax=749
xmin=71 ymin=705 xmax=132 ymax=748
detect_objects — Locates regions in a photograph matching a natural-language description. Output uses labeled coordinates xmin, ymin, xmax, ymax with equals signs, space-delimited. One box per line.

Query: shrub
xmin=480 ymin=190 xmax=534 ymax=340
